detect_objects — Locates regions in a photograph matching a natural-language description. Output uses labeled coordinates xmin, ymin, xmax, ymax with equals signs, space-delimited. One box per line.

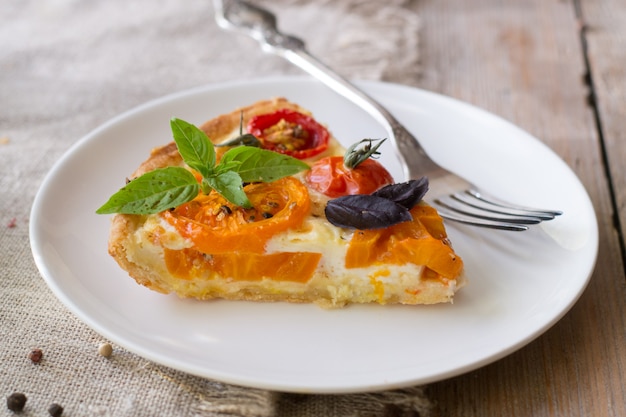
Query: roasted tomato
xmin=162 ymin=177 xmax=310 ymax=254
xmin=345 ymin=203 xmax=463 ymax=280
xmin=305 ymin=155 xmax=394 ymax=198
xmin=247 ymin=109 xmax=330 ymax=159
xmin=164 ymin=248 xmax=322 ymax=283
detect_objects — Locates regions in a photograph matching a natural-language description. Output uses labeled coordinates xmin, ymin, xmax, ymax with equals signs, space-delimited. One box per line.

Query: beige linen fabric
xmin=0 ymin=0 xmax=426 ymax=415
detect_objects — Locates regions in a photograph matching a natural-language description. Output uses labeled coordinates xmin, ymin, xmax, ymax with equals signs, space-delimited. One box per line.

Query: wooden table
xmin=415 ymin=1 xmax=626 ymax=415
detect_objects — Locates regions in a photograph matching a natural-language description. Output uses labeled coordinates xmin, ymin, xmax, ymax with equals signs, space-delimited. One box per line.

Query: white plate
xmin=30 ymin=77 xmax=597 ymax=393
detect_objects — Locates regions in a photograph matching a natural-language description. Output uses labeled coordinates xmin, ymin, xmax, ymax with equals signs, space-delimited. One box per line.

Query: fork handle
xmin=260 ymin=32 xmax=441 ymax=180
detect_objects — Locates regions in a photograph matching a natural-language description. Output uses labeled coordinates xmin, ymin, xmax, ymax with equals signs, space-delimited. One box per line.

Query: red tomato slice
xmin=247 ymin=109 xmax=330 ymax=159
xmin=305 ymin=156 xmax=394 ymax=198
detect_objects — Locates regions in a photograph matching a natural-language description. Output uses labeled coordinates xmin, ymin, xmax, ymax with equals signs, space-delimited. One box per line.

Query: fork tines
xmin=432 ymin=190 xmax=563 ymax=231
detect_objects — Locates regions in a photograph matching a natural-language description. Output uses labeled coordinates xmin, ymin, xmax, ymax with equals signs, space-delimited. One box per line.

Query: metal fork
xmin=212 ymin=0 xmax=562 ymax=231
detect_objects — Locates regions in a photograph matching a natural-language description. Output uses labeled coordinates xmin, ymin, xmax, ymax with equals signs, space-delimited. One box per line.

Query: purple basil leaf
xmin=372 ymin=177 xmax=429 ymax=210
xmin=325 ymin=195 xmax=412 ymax=230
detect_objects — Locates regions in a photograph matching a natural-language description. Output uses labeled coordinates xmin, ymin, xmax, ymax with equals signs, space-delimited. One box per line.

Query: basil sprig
xmin=96 ymin=118 xmax=309 ymax=215
xmin=343 ymin=138 xmax=386 ymax=169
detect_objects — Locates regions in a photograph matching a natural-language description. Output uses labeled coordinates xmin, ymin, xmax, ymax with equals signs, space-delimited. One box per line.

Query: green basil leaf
xmin=220 ymin=146 xmax=310 ymax=183
xmin=203 ymin=171 xmax=252 ymax=208
xmin=170 ymin=118 xmax=215 ymax=177
xmin=97 ymin=118 xmax=314 ymax=216
xmin=96 ymin=167 xmax=199 ymax=214
xmin=214 ymin=159 xmax=242 ymax=175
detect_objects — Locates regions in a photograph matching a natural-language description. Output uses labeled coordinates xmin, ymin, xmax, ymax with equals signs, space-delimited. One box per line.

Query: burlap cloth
xmin=1 ymin=0 xmax=429 ymax=415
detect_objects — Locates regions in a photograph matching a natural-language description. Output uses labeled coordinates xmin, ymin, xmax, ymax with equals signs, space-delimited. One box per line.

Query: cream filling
xmin=129 ymin=212 xmax=459 ymax=306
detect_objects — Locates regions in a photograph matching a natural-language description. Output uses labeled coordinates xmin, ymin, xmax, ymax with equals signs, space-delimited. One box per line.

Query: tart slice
xmin=98 ymin=98 xmax=465 ymax=308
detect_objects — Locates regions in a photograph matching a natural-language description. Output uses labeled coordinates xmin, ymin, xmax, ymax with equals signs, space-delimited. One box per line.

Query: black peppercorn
xmin=48 ymin=403 xmax=64 ymax=417
xmin=6 ymin=392 xmax=27 ymax=412
xmin=28 ymin=348 xmax=43 ymax=364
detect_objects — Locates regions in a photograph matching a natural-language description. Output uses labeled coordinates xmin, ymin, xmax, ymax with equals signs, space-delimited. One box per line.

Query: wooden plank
xmin=413 ymin=0 xmax=626 ymax=415
xmin=581 ymin=0 xmax=626 ymax=253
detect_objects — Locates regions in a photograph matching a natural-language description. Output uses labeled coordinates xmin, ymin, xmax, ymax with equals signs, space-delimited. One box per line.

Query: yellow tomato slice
xmin=162 ymin=177 xmax=311 ymax=254
xmin=345 ymin=203 xmax=463 ymax=279
xmin=164 ymin=248 xmax=322 ymax=283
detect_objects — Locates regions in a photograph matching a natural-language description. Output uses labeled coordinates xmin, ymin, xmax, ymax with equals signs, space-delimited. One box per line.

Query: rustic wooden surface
xmin=581 ymin=0 xmax=626 ymax=244
xmin=416 ymin=0 xmax=626 ymax=415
